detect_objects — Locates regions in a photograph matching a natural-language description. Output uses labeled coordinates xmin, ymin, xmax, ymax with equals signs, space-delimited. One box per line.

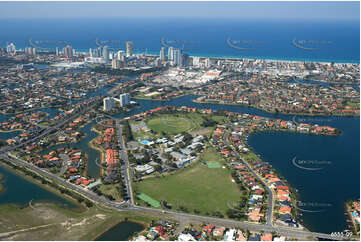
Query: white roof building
xmin=177 ymin=233 xmax=196 ymax=241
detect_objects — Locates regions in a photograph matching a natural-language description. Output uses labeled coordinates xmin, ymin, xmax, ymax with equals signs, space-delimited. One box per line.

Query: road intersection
xmin=0 ymin=95 xmax=354 ymax=241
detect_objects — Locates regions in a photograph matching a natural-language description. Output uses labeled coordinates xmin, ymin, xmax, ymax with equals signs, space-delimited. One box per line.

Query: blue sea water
xmin=0 ymin=17 xmax=359 ymax=63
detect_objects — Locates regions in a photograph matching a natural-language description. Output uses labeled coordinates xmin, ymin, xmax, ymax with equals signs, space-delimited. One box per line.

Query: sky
xmin=0 ymin=1 xmax=359 ymax=20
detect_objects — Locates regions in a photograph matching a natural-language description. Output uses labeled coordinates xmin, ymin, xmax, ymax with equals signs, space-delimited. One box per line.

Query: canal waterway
xmin=0 ymin=165 xmax=77 ymax=208
xmin=39 ymin=120 xmax=100 ymax=178
xmin=95 ymin=221 xmax=144 ymax=241
xmin=0 ymin=90 xmax=359 ymax=234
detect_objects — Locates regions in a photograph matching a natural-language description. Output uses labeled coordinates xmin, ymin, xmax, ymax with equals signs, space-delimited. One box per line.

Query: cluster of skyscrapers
xmin=25 ymin=47 xmax=37 ymax=56
xmin=159 ymin=46 xmax=189 ymax=67
xmin=55 ymin=45 xmax=74 ymax=58
xmin=103 ymin=93 xmax=131 ymax=111
xmin=87 ymin=41 xmax=133 ymax=66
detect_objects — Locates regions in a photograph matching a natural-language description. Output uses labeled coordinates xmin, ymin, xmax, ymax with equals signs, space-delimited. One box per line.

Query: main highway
xmin=0 ymin=96 xmax=354 ymax=241
xmin=0 ymin=152 xmax=352 ymax=241
xmin=115 ymin=119 xmax=134 ymax=205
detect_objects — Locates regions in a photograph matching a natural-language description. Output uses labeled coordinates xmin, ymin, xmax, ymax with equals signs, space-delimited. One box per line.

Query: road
xmin=0 ymin=153 xmax=126 ymax=209
xmin=223 ymin=129 xmax=274 ymax=226
xmin=115 ymin=119 xmax=134 ymax=205
xmin=0 ymin=153 xmax=351 ymax=240
xmin=100 ymin=114 xmax=134 ymax=205
xmin=58 ymin=153 xmax=69 ymax=176
xmin=0 ymin=96 xmax=102 ymax=155
xmin=130 ymin=205 xmax=354 ymax=241
xmin=0 ymin=95 xmax=353 ymax=241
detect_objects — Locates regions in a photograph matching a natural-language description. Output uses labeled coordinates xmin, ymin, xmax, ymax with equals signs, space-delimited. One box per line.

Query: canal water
xmin=0 ymin=165 xmax=77 ymax=208
xmin=95 ymin=221 xmax=144 ymax=241
xmin=39 ymin=120 xmax=100 ymax=178
xmin=0 ymin=90 xmax=359 ymax=234
xmin=0 ymin=130 xmax=21 ymax=141
xmin=113 ymin=94 xmax=358 ymax=234
xmin=248 ymin=127 xmax=359 ymax=234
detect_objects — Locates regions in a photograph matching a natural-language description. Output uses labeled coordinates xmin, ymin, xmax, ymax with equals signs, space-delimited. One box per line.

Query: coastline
xmin=72 ymin=49 xmax=359 ymax=64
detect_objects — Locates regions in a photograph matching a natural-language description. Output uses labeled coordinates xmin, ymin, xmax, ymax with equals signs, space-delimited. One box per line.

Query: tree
xmin=85 ymin=201 xmax=93 ymax=207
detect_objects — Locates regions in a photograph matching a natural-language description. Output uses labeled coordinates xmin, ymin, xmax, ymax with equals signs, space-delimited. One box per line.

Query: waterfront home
xmin=279 ymin=206 xmax=292 ymax=214
xmin=277 ymin=190 xmax=290 ymax=201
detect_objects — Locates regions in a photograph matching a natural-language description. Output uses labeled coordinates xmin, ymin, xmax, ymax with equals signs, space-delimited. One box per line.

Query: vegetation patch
xmin=0 ymin=203 xmax=156 ymax=241
xmin=134 ymin=147 xmax=240 ymax=216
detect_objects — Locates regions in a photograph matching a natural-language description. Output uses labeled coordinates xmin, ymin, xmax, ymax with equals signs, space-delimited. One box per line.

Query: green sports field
xmin=146 ymin=114 xmax=198 ymax=135
xmin=207 ymin=162 xmax=221 ymax=168
xmin=134 ymin=147 xmax=240 ymax=215
xmin=146 ymin=113 xmax=226 ymax=135
xmin=137 ymin=193 xmax=161 ymax=207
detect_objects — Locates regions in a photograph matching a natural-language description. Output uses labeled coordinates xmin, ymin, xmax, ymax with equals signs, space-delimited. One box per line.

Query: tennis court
xmin=137 ymin=193 xmax=161 ymax=207
xmin=207 ymin=162 xmax=221 ymax=168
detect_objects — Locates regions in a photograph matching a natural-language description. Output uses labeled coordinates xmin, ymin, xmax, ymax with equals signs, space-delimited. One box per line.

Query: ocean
xmin=0 ymin=17 xmax=359 ymax=63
